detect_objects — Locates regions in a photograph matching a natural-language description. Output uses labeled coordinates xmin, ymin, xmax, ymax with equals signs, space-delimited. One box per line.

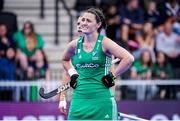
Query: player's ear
xmin=96 ymin=22 xmax=101 ymax=29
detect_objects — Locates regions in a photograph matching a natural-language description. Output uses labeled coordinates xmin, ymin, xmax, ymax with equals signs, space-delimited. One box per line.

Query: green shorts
xmin=68 ymin=97 xmax=118 ymax=120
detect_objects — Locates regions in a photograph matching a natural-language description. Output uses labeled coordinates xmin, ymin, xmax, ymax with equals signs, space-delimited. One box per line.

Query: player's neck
xmin=84 ymin=32 xmax=99 ymax=43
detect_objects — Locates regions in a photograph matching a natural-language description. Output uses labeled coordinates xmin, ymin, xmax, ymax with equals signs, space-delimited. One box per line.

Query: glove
xmin=101 ymin=72 xmax=116 ymax=88
xmin=68 ymin=68 xmax=79 ymax=89
xmin=70 ymin=74 xmax=79 ymax=89
xmin=59 ymin=95 xmax=67 ymax=114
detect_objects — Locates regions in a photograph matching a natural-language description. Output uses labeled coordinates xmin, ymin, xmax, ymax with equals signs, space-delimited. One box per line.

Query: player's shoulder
xmin=71 ymin=36 xmax=83 ymax=43
xmin=101 ymin=36 xmax=115 ymax=52
xmin=102 ymin=36 xmax=114 ymax=45
xmin=68 ymin=37 xmax=80 ymax=48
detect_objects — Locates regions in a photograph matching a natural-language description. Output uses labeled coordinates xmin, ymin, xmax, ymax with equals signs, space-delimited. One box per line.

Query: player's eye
xmin=87 ymin=19 xmax=91 ymax=23
xmin=82 ymin=18 xmax=85 ymax=22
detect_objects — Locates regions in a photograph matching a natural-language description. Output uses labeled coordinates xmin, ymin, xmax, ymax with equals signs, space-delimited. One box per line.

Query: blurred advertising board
xmin=0 ymin=101 xmax=179 ymax=121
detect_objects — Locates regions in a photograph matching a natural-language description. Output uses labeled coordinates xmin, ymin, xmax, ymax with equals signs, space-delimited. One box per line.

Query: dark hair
xmin=84 ymin=7 xmax=107 ymax=33
xmin=22 ymin=21 xmax=35 ymax=35
xmin=155 ymin=51 xmax=168 ymax=66
xmin=140 ymin=49 xmax=152 ymax=67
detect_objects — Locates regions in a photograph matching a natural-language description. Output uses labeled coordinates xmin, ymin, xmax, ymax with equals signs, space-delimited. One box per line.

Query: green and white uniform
xmin=68 ymin=35 xmax=118 ymax=120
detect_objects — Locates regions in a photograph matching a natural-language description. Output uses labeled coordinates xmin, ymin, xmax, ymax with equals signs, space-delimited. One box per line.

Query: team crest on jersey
xmin=92 ymin=51 xmax=98 ymax=60
xmin=78 ymin=55 xmax=82 ymax=59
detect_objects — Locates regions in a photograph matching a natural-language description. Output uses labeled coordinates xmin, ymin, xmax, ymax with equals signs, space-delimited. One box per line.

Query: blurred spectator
xmin=34 ymin=49 xmax=49 ymax=80
xmin=131 ymin=49 xmax=152 ymax=80
xmin=0 ymin=23 xmax=15 ymax=57
xmin=13 ymin=21 xmax=45 ymax=102
xmin=130 ymin=49 xmax=156 ymax=100
xmin=153 ymin=51 xmax=173 ymax=79
xmin=0 ymin=23 xmax=16 ymax=101
xmin=0 ymin=12 xmax=18 ymax=35
xmin=25 ymin=49 xmax=50 ymax=80
xmin=0 ymin=47 xmax=16 ymax=80
xmin=4 ymin=48 xmax=16 ymax=80
xmin=134 ymin=22 xmax=155 ymax=62
xmin=13 ymin=21 xmax=44 ymax=79
xmin=156 ymin=21 xmax=180 ymax=78
xmin=14 ymin=21 xmax=44 ymax=57
xmin=25 ymin=49 xmax=49 ymax=102
xmin=105 ymin=5 xmax=120 ymax=42
xmin=152 ymin=51 xmax=173 ymax=99
xmin=156 ymin=22 xmax=180 ymax=57
xmin=30 ymin=49 xmax=49 ymax=102
xmin=0 ymin=47 xmax=16 ymax=101
xmin=118 ymin=0 xmax=144 ymax=42
xmin=162 ymin=0 xmax=180 ymax=22
xmin=144 ymin=1 xmax=161 ymax=27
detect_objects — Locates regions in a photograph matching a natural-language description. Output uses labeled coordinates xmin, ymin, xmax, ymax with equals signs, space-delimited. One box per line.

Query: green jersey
xmin=69 ymin=35 xmax=118 ymax=120
xmin=71 ymin=34 xmax=114 ymax=99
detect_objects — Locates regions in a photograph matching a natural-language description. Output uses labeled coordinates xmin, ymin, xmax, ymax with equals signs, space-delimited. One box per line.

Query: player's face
xmin=77 ymin=17 xmax=83 ymax=35
xmin=81 ymin=12 xmax=100 ymax=34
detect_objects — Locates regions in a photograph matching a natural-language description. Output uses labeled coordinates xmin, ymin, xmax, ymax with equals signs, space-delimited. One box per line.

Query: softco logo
xmin=76 ymin=63 xmax=99 ymax=68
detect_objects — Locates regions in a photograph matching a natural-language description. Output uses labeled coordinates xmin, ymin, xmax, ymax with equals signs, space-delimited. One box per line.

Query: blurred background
xmin=0 ymin=0 xmax=179 ymax=120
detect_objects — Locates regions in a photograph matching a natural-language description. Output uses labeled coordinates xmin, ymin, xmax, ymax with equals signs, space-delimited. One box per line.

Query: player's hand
xmin=70 ymin=74 xmax=79 ymax=89
xmin=101 ymin=72 xmax=116 ymax=88
xmin=68 ymin=68 xmax=79 ymax=89
xmin=59 ymin=96 xmax=67 ymax=115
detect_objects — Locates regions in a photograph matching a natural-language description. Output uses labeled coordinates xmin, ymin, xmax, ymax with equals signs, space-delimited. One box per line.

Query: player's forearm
xmin=62 ymin=58 xmax=78 ymax=89
xmin=115 ymin=56 xmax=134 ymax=77
xmin=59 ymin=89 xmax=66 ymax=101
xmin=62 ymin=59 xmax=74 ymax=72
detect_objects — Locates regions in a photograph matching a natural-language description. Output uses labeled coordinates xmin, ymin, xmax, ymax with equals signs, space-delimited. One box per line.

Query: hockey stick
xmin=39 ymin=82 xmax=70 ymax=99
xmin=39 ymin=58 xmax=120 ymax=99
xmin=119 ymin=112 xmax=149 ymax=121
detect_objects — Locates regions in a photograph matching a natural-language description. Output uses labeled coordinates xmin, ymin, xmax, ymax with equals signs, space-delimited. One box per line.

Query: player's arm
xmin=61 ymin=39 xmax=77 ymax=71
xmin=101 ymin=38 xmax=134 ymax=88
xmin=61 ymin=39 xmax=79 ymax=89
xmin=59 ymin=40 xmax=78 ymax=114
xmin=102 ymin=37 xmax=134 ymax=77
